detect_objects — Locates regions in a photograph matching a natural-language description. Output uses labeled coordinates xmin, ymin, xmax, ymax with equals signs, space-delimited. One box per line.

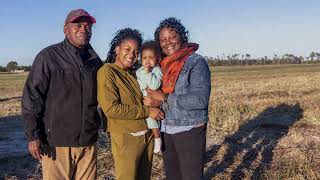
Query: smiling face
xmin=141 ymin=49 xmax=159 ymax=69
xmin=114 ymin=39 xmax=139 ymax=70
xmin=64 ymin=17 xmax=93 ymax=48
xmin=159 ymin=27 xmax=183 ymax=56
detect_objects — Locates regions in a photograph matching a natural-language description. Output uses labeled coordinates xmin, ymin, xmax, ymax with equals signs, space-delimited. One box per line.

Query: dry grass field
xmin=204 ymin=64 xmax=320 ymax=179
xmin=1 ymin=64 xmax=320 ymax=179
xmin=0 ymin=72 xmax=27 ymax=117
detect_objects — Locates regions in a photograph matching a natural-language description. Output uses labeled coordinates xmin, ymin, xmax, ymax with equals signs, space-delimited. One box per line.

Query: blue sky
xmin=1 ymin=0 xmax=319 ymax=66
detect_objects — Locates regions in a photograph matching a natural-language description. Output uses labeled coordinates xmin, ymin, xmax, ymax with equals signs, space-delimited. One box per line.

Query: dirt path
xmin=0 ymin=116 xmax=39 ymax=179
xmin=0 ymin=116 xmax=27 ymax=157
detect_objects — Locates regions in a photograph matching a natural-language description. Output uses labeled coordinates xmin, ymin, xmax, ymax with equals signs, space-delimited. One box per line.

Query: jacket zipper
xmin=77 ymin=59 xmax=84 ymax=146
xmin=48 ymin=115 xmax=53 ymax=140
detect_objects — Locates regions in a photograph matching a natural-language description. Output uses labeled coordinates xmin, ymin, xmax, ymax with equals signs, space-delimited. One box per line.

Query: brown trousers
xmin=41 ymin=144 xmax=97 ymax=180
xmin=110 ymin=130 xmax=154 ymax=180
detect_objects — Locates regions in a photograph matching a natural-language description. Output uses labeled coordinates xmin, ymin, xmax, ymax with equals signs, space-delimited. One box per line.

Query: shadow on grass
xmin=0 ymin=96 xmax=21 ymax=102
xmin=204 ymin=103 xmax=303 ymax=180
xmin=0 ymin=115 xmax=40 ymax=179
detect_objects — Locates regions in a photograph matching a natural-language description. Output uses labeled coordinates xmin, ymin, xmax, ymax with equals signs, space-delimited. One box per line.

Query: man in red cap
xmin=22 ymin=9 xmax=103 ymax=179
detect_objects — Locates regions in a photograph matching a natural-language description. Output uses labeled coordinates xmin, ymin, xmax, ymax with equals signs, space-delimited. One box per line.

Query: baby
xmin=136 ymin=40 xmax=163 ymax=153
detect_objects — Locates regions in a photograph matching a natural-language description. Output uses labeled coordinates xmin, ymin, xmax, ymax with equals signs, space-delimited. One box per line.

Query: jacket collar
xmin=63 ymin=38 xmax=89 ymax=53
xmin=63 ymin=38 xmax=100 ymax=64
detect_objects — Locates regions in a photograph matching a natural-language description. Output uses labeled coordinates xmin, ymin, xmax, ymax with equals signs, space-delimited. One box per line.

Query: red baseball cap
xmin=65 ymin=9 xmax=96 ymax=24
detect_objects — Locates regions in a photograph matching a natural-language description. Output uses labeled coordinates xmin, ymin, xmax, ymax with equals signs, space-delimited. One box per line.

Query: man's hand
xmin=149 ymin=107 xmax=165 ymax=120
xmin=143 ymin=96 xmax=161 ymax=107
xmin=28 ymin=140 xmax=42 ymax=161
xmin=146 ymin=89 xmax=167 ymax=102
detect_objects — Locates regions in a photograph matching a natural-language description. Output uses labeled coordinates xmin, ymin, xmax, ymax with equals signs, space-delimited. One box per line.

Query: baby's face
xmin=141 ymin=49 xmax=159 ymax=69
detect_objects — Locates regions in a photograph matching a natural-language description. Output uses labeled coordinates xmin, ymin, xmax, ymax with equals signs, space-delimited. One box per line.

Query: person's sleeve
xmin=145 ymin=66 xmax=163 ymax=90
xmin=170 ymin=57 xmax=211 ymax=110
xmin=97 ymin=66 xmax=150 ymax=120
xmin=21 ymin=52 xmax=50 ymax=142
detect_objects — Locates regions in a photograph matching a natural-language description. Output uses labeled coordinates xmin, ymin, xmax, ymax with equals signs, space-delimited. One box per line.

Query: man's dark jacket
xmin=22 ymin=38 xmax=103 ymax=147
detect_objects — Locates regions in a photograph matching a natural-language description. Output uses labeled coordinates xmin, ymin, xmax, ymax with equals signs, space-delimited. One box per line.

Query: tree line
xmin=0 ymin=61 xmax=31 ymax=72
xmin=2 ymin=52 xmax=320 ymax=71
xmin=205 ymin=52 xmax=320 ymax=66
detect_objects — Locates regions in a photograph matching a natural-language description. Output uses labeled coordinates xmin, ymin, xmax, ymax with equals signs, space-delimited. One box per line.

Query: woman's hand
xmin=149 ymin=107 xmax=165 ymax=120
xmin=143 ymin=96 xmax=161 ymax=107
xmin=146 ymin=89 xmax=167 ymax=102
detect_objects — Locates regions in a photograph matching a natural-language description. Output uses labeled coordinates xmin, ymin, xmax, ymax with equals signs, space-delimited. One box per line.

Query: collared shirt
xmin=160 ymin=53 xmax=211 ymax=127
xmin=97 ymin=63 xmax=150 ymax=134
xmin=160 ymin=123 xmax=195 ymax=134
xmin=22 ymin=38 xmax=103 ymax=146
xmin=136 ymin=65 xmax=163 ymax=96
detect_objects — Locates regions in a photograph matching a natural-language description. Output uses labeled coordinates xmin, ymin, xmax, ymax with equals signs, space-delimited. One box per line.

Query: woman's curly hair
xmin=106 ymin=28 xmax=143 ymax=63
xmin=154 ymin=17 xmax=189 ymax=46
xmin=141 ymin=40 xmax=162 ymax=60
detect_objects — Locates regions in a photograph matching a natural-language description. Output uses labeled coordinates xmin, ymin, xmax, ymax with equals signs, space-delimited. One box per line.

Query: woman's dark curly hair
xmin=154 ymin=17 xmax=189 ymax=46
xmin=106 ymin=28 xmax=143 ymax=63
xmin=141 ymin=40 xmax=162 ymax=60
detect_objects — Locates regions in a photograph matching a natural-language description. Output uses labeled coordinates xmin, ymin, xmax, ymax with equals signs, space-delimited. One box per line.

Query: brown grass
xmin=204 ymin=64 xmax=320 ymax=179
